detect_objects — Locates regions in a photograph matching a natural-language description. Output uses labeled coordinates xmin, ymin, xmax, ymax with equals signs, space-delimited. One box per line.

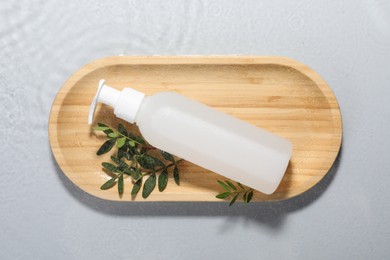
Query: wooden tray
xmin=49 ymin=56 xmax=342 ymax=202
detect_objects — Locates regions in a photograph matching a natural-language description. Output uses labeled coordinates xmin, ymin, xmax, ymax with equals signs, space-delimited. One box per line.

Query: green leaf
xmin=173 ymin=166 xmax=180 ymax=185
xmin=142 ymin=173 xmax=156 ymax=198
xmin=118 ymin=146 xmax=125 ymax=160
xmin=152 ymin=157 xmax=165 ymax=167
xmin=158 ymin=169 xmax=168 ymax=192
xmin=122 ymin=167 xmax=132 ymax=176
xmin=96 ymin=139 xmax=116 ymax=155
xmin=110 ymin=156 xmax=129 ymax=170
xmin=117 ymin=137 xmax=126 ymax=148
xmin=128 ymin=132 xmax=136 ymax=140
xmin=229 ymin=193 xmax=239 ymax=206
xmin=125 ymin=145 xmax=137 ymax=161
xmin=103 ymin=129 xmax=113 ymax=135
xmin=237 ymin=182 xmax=245 ymax=190
xmin=93 ymin=126 xmax=110 ymax=131
xmin=131 ymin=178 xmax=142 ymax=196
xmin=243 ymin=192 xmax=247 ymax=203
xmin=97 ymin=123 xmax=113 ymax=135
xmin=131 ymin=167 xmax=142 ymax=180
xmin=118 ymin=174 xmax=124 ymax=195
xmin=118 ymin=123 xmax=128 ymax=136
xmin=225 ymin=180 xmax=237 ymax=191
xmin=216 ymin=192 xmax=231 ymax=199
xmin=100 ymin=177 xmax=117 ymax=190
xmin=246 ymin=190 xmax=254 ymax=203
xmin=124 ymin=167 xmax=141 ymax=180
xmin=101 ymin=162 xmax=120 ymax=173
xmin=108 ymin=132 xmax=118 ymax=138
xmin=137 ymin=156 xmax=153 ymax=169
xmin=161 ymin=151 xmax=174 ymax=162
xmin=128 ymin=140 xmax=136 ymax=147
xmin=97 ymin=122 xmax=108 ymax=127
xmin=134 ymin=135 xmax=145 ymax=144
xmin=140 ymin=147 xmax=148 ymax=154
xmin=217 ymin=180 xmax=230 ymax=191
xmin=137 ymin=155 xmax=163 ymax=170
xmin=124 ymin=151 xmax=131 ymax=160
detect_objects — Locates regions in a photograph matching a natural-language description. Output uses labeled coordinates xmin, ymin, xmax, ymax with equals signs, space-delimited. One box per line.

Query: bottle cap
xmin=88 ymin=79 xmax=145 ymax=124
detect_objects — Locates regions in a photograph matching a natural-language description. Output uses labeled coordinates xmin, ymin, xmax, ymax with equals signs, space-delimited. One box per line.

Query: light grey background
xmin=1 ymin=1 xmax=389 ymax=259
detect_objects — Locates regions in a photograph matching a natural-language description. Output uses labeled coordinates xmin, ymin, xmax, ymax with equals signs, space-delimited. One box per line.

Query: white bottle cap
xmin=88 ymin=79 xmax=145 ymax=124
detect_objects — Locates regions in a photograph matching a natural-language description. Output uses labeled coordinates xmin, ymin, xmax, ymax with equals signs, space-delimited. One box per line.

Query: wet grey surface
xmin=1 ymin=1 xmax=390 ymax=259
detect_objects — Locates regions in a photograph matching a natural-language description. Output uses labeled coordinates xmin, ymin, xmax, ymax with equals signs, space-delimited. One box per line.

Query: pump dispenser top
xmin=89 ymin=79 xmax=145 ymax=124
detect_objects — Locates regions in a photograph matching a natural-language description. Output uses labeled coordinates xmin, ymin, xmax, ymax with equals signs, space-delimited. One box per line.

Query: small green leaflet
xmin=110 ymin=156 xmax=129 ymax=170
xmin=124 ymin=146 xmax=135 ymax=160
xmin=131 ymin=178 xmax=142 ymax=196
xmin=122 ymin=168 xmax=132 ymax=176
xmin=160 ymin=151 xmax=174 ymax=162
xmin=117 ymin=137 xmax=126 ymax=148
xmin=118 ymin=123 xmax=128 ymax=136
xmin=100 ymin=177 xmax=117 ymax=190
xmin=130 ymin=168 xmax=142 ymax=180
xmin=142 ymin=173 xmax=156 ymax=198
xmin=93 ymin=126 xmax=109 ymax=131
xmin=246 ymin=190 xmax=254 ymax=203
xmin=118 ymin=174 xmax=124 ymax=195
xmin=217 ymin=180 xmax=230 ymax=191
xmin=153 ymin=157 xmax=165 ymax=167
xmin=137 ymin=155 xmax=152 ymax=169
xmin=158 ymin=169 xmax=168 ymax=192
xmin=216 ymin=192 xmax=231 ymax=199
xmin=225 ymin=180 xmax=237 ymax=191
xmin=108 ymin=132 xmax=118 ymax=138
xmin=120 ymin=166 xmax=138 ymax=180
xmin=96 ymin=139 xmax=116 ymax=155
xmin=97 ymin=123 xmax=113 ymax=135
xmin=134 ymin=135 xmax=145 ymax=144
xmin=173 ymin=166 xmax=180 ymax=185
xmin=118 ymin=147 xmax=125 ymax=160
xmin=101 ymin=162 xmax=119 ymax=173
xmin=229 ymin=193 xmax=239 ymax=206
xmin=128 ymin=132 xmax=136 ymax=140
xmin=138 ymin=155 xmax=164 ymax=170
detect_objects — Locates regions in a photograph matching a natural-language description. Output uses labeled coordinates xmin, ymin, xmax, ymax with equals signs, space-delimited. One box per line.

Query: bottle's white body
xmin=135 ymin=92 xmax=292 ymax=194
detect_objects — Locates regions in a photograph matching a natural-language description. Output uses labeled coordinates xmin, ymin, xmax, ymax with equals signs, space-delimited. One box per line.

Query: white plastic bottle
xmin=89 ymin=80 xmax=292 ymax=194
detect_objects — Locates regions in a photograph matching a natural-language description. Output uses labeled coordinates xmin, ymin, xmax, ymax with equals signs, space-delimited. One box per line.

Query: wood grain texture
xmin=49 ymin=56 xmax=342 ymax=202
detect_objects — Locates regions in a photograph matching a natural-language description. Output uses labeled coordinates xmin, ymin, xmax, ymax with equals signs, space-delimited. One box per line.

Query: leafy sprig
xmin=216 ymin=180 xmax=254 ymax=206
xmin=94 ymin=123 xmax=182 ymax=199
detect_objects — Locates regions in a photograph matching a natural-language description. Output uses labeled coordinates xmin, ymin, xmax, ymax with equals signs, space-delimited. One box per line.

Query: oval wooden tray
xmin=49 ymin=56 xmax=342 ymax=202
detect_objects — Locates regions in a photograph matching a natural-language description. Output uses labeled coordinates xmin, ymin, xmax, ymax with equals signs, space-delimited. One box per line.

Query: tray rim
xmin=49 ymin=55 xmax=343 ymax=202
